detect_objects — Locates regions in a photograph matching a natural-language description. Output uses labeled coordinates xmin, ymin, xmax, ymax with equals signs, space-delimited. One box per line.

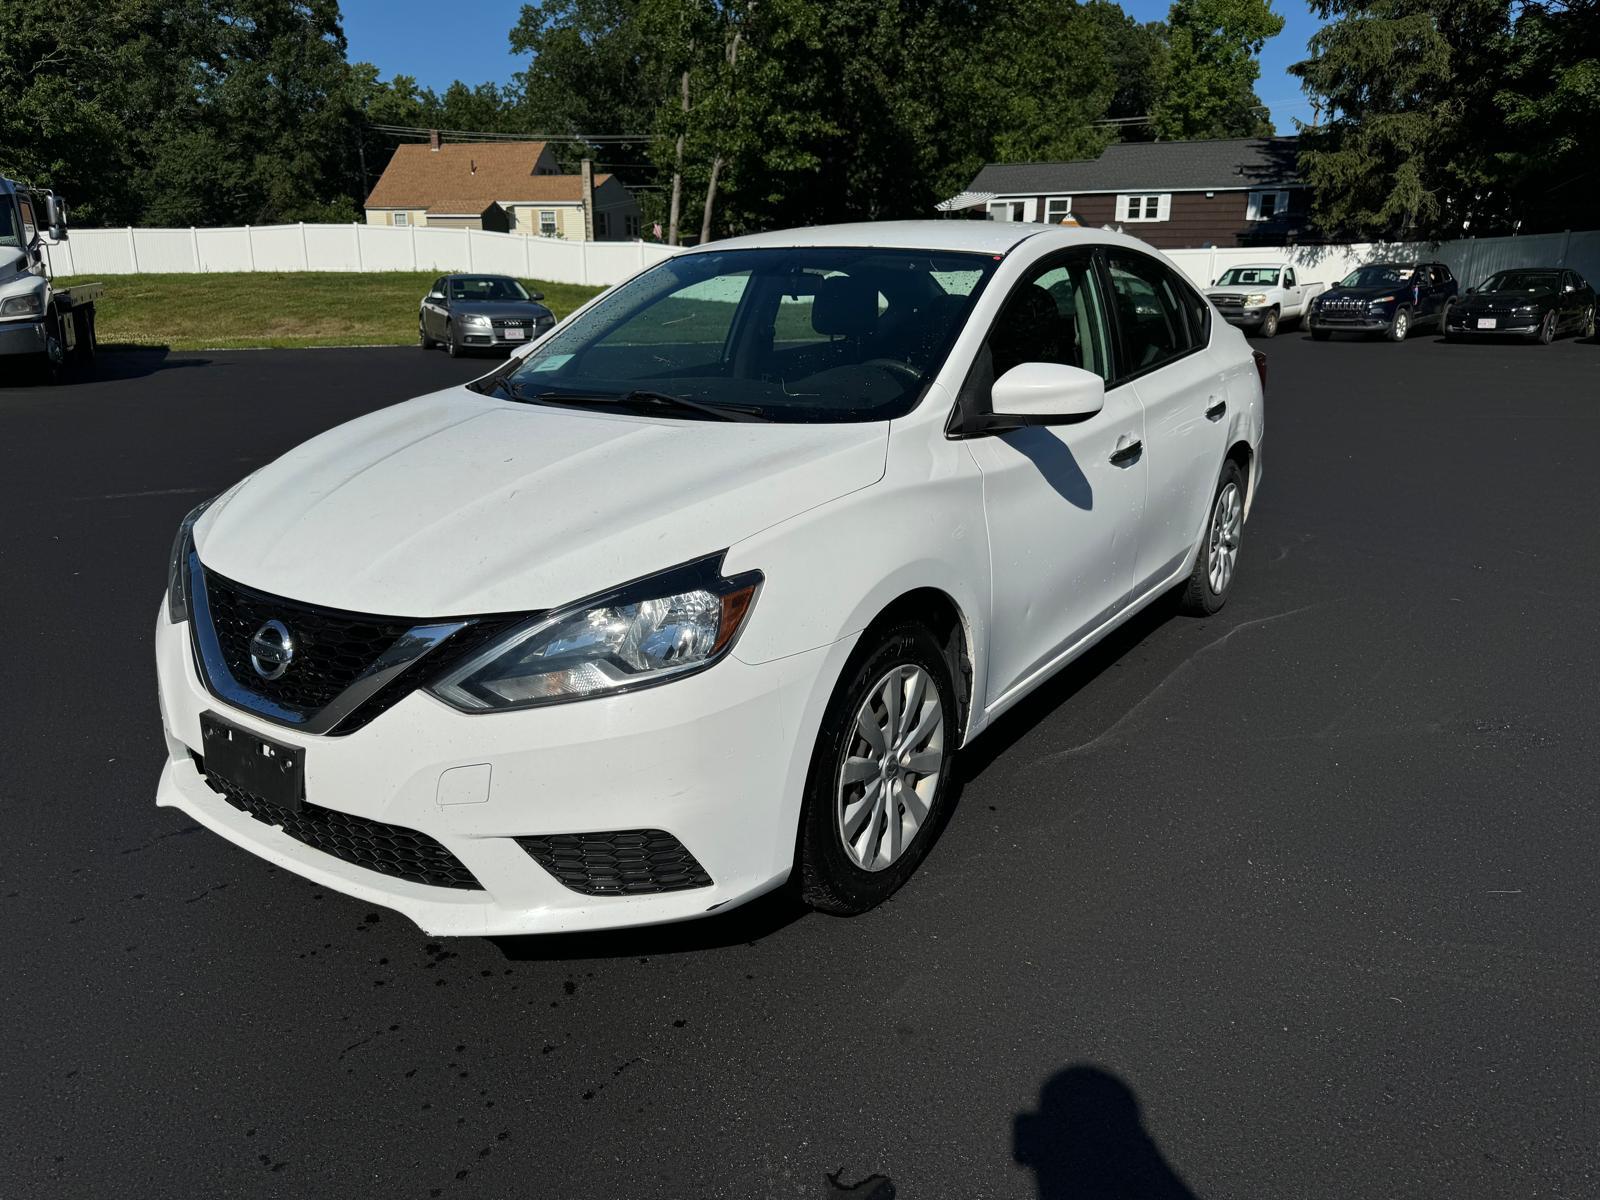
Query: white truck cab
xmin=0 ymin=177 xmax=101 ymax=384
xmin=1204 ymin=263 xmax=1325 ymax=339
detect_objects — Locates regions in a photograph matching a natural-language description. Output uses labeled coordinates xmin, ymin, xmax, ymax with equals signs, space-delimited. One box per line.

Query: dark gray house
xmin=939 ymin=136 xmax=1311 ymax=249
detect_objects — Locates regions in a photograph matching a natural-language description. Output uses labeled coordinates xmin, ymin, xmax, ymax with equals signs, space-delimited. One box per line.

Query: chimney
xmin=581 ymin=158 xmax=595 ymax=241
xmin=429 ymin=129 xmax=441 ymax=152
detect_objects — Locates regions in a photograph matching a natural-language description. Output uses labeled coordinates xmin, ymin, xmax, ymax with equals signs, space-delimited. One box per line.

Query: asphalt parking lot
xmin=4 ymin=330 xmax=1599 ymax=1199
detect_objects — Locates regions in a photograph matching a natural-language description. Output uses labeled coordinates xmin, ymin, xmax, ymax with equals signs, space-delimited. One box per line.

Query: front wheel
xmin=418 ymin=318 xmax=435 ymax=349
xmin=1385 ymin=307 xmax=1411 ymax=343
xmin=446 ymin=323 xmax=463 ymax=358
xmin=1178 ymin=461 xmax=1246 ymax=616
xmin=798 ymin=623 xmax=957 ymax=916
xmin=1259 ymin=308 xmax=1280 ymax=339
xmin=34 ymin=311 xmax=68 ymax=385
xmin=1583 ymin=306 xmax=1597 ymax=340
xmin=1536 ymin=310 xmax=1557 ymax=345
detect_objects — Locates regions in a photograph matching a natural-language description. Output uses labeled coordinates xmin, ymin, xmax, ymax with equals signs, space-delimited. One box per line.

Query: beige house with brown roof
xmin=364 ymin=135 xmax=642 ymax=242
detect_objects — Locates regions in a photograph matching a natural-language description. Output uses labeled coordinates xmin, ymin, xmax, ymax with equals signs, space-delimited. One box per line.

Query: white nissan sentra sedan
xmin=154 ymin=221 xmax=1263 ymax=936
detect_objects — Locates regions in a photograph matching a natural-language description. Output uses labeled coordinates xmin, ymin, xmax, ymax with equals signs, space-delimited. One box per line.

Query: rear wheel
xmin=1178 ymin=461 xmax=1246 ymax=616
xmin=1536 ymin=310 xmax=1557 ymax=345
xmin=798 ymin=623 xmax=957 ymax=916
xmin=1385 ymin=306 xmax=1411 ymax=343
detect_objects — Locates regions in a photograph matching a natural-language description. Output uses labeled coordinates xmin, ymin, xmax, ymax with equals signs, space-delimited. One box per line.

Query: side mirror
xmin=528 ymin=291 xmax=545 ymax=302
xmin=972 ymin=362 xmax=1105 ymax=435
xmin=1466 ymin=287 xmax=1476 ymax=295
xmin=43 ymin=194 xmax=69 ymax=241
xmin=428 ymin=290 xmax=445 ymax=301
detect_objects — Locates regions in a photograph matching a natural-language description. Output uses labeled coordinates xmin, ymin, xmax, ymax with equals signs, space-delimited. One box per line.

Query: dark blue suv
xmin=1308 ymin=262 xmax=1459 ymax=343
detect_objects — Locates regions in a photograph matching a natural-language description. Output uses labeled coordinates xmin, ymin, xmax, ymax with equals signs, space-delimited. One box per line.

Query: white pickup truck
xmin=1204 ymin=263 xmax=1326 ymax=338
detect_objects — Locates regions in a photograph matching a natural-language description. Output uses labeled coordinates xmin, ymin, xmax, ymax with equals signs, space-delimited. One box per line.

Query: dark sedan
xmin=418 ymin=274 xmax=557 ymax=357
xmin=1308 ymin=261 xmax=1458 ymax=342
xmin=1445 ymin=268 xmax=1596 ymax=344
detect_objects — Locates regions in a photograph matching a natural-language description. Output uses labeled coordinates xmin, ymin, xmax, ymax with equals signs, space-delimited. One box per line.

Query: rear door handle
xmin=1109 ymin=437 xmax=1143 ymax=466
xmin=1205 ymin=399 xmax=1226 ymax=422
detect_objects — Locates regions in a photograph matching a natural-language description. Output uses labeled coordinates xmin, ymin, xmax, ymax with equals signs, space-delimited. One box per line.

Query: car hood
xmin=1458 ymin=289 xmax=1557 ymax=307
xmin=447 ymin=301 xmax=553 ymax=320
xmin=195 ymin=388 xmax=889 ymax=616
xmin=1323 ymin=285 xmax=1412 ymax=301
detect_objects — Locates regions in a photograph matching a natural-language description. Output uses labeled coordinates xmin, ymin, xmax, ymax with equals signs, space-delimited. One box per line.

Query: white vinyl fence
xmin=43 ymin=222 xmax=679 ymax=287
xmin=1165 ymin=230 xmax=1600 ymax=293
xmin=44 ymin=221 xmax=1600 ymax=296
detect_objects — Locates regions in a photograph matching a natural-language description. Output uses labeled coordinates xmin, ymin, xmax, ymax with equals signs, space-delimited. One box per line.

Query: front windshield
xmin=1339 ymin=265 xmax=1413 ymax=288
xmin=1216 ymin=267 xmax=1279 ymax=287
xmin=1480 ymin=270 xmax=1560 ymax=293
xmin=499 ymin=246 xmax=999 ymax=423
xmin=450 ymin=276 xmax=530 ymax=302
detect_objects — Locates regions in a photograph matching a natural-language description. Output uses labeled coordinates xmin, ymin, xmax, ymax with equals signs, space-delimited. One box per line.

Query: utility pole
xmin=668 ymin=69 xmax=688 ymax=246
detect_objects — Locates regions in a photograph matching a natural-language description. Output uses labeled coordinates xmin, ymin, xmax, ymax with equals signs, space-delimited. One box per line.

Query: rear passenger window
xmin=1103 ymin=250 xmax=1206 ymax=375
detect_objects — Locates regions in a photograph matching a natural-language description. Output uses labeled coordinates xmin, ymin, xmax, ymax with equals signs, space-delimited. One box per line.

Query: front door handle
xmin=1205 ymin=399 xmax=1226 ymax=422
xmin=1109 ymin=437 xmax=1143 ymax=466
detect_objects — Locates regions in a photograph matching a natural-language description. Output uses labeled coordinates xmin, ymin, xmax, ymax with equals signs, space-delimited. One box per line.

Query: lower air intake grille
xmin=515 ymin=830 xmax=712 ymax=896
xmin=195 ymin=755 xmax=483 ymax=890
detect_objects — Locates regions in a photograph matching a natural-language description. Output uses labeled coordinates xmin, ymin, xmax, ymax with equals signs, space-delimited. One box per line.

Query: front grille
xmin=1321 ymin=297 xmax=1368 ymax=313
xmin=203 ymin=570 xmax=417 ymax=714
xmin=194 ymin=753 xmax=484 ymax=890
xmin=515 ymin=830 xmax=712 ymax=896
xmin=491 ymin=318 xmax=528 ymax=330
xmin=1211 ymin=292 xmax=1245 ymax=308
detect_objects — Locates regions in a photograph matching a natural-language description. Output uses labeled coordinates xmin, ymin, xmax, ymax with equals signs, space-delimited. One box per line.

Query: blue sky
xmin=341 ymin=0 xmax=1320 ymax=135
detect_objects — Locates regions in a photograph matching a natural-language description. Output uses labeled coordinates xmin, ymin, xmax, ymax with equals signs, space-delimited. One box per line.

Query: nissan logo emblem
xmin=248 ymin=619 xmax=295 ymax=680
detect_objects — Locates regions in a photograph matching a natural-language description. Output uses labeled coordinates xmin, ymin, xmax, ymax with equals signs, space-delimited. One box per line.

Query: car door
xmin=1562 ymin=271 xmax=1589 ymax=330
xmin=1282 ymin=266 xmax=1301 ymax=315
xmin=963 ymin=247 xmax=1147 ymax=706
xmin=423 ymin=277 xmax=448 ymax=337
xmin=1102 ymin=247 xmax=1230 ymax=591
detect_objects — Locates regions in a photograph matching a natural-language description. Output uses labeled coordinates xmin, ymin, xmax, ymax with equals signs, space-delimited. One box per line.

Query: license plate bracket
xmin=503 ymin=326 xmax=526 ymax=340
xmin=1477 ymin=318 xmax=1497 ymax=329
xmin=200 ymin=712 xmax=304 ymax=813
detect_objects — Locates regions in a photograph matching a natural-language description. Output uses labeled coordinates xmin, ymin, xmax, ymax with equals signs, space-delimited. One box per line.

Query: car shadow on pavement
xmin=490 ymin=885 xmax=807 ymax=962
xmin=956 ymin=595 xmax=1179 ymax=786
xmin=90 ymin=348 xmax=215 ymax=381
xmin=1015 ymin=1065 xmax=1200 ymax=1199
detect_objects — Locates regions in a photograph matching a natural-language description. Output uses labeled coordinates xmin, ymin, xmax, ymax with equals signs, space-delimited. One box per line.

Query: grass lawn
xmin=55 ymin=272 xmax=605 ymax=351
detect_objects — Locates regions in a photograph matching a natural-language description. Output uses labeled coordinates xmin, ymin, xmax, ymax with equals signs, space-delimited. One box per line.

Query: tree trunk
xmin=699 ymin=154 xmax=724 ymax=245
xmin=667 ymin=69 xmax=689 ymax=247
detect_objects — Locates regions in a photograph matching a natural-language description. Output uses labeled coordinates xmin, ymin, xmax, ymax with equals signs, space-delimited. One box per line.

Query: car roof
xmin=1219 ymin=264 xmax=1289 ymax=272
xmin=704 ymin=219 xmax=1139 ymax=257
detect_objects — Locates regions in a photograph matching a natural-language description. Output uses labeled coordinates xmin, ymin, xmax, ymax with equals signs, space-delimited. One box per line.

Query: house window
xmin=987 ymin=199 xmax=1031 ymax=222
xmin=625 ymin=214 xmax=641 ymax=238
xmin=1043 ymin=196 xmax=1074 ymax=224
xmin=1247 ymin=190 xmax=1290 ymax=221
xmin=392 ymin=211 xmax=409 ymax=227
xmin=539 ymin=210 xmax=558 ymax=236
xmin=595 ymin=211 xmax=609 ymax=238
xmin=1118 ymin=194 xmax=1170 ymax=222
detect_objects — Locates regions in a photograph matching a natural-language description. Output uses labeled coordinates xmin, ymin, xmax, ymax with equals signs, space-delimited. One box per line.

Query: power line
xmin=371 ymin=124 xmax=654 ymax=144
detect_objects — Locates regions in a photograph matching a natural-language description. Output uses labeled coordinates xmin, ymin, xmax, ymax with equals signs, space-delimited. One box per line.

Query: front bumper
xmin=1218 ymin=308 xmax=1268 ymax=328
xmin=457 ymin=323 xmax=554 ymax=350
xmin=0 ymin=317 xmax=46 ymax=357
xmin=154 ymin=605 xmax=854 ymax=936
xmin=1446 ymin=314 xmax=1540 ymax=336
xmin=1309 ymin=309 xmax=1389 ymax=331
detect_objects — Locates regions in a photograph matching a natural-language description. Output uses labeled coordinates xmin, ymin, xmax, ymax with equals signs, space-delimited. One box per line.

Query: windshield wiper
xmin=524 ymin=388 xmax=771 ymax=423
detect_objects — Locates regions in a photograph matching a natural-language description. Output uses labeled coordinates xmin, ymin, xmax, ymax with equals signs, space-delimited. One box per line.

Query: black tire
xmin=446 ymin=323 xmax=462 ymax=358
xmin=797 ymin=622 xmax=959 ymax=916
xmin=1259 ymin=307 xmax=1280 ymax=338
xmin=1583 ymin=306 xmax=1597 ymax=340
xmin=418 ymin=318 xmax=435 ymax=350
xmin=1385 ymin=306 xmax=1411 ymax=343
xmin=1437 ymin=299 xmax=1454 ymax=331
xmin=1536 ymin=310 xmax=1556 ymax=345
xmin=74 ymin=307 xmax=96 ymax=367
xmin=1178 ymin=460 xmax=1246 ymax=616
xmin=1310 ymin=327 xmax=1331 ymax=342
xmin=34 ymin=311 xmax=68 ymax=385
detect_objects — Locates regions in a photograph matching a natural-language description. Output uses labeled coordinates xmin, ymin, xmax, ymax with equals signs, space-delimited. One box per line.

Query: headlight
xmin=462 ymin=313 xmax=492 ymax=328
xmin=165 ymin=496 xmax=221 ymax=622
xmin=1244 ymin=293 xmax=1268 ymax=308
xmin=430 ymin=556 xmax=762 ymax=711
xmin=1 ymin=293 xmax=43 ymax=317
xmin=1368 ymin=295 xmax=1394 ymax=306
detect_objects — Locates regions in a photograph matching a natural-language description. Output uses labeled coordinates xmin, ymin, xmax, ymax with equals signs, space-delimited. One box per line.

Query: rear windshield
xmin=497 ymin=246 xmax=1000 ymax=423
xmin=1215 ymin=268 xmax=1279 ymax=287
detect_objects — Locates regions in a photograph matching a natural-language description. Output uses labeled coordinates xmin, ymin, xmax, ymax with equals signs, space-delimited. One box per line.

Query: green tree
xmin=1152 ymin=0 xmax=1284 ymax=139
xmin=1291 ymin=0 xmax=1510 ymax=238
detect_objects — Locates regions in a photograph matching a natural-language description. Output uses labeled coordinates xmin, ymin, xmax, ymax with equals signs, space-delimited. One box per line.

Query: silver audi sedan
xmin=418 ymin=273 xmax=557 ymax=357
